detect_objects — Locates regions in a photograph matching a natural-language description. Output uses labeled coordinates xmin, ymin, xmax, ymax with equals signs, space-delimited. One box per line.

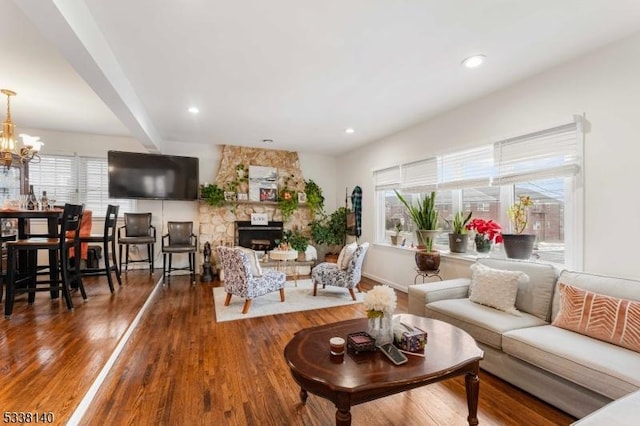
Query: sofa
xmin=408 ymin=258 xmax=640 ymax=420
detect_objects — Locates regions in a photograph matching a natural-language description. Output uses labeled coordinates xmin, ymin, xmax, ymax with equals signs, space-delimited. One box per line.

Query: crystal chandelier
xmin=0 ymin=89 xmax=43 ymax=168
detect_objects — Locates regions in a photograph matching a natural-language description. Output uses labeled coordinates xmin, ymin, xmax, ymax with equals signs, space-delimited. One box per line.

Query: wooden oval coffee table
xmin=284 ymin=313 xmax=484 ymax=426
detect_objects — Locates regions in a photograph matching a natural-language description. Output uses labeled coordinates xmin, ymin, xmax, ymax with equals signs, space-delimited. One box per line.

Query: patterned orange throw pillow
xmin=553 ymin=283 xmax=640 ymax=353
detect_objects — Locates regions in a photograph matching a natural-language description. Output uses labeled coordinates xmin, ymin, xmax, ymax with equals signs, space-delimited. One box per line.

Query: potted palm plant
xmin=394 ymin=190 xmax=441 ymax=271
xmin=503 ymin=195 xmax=536 ymax=259
xmin=446 ymin=211 xmax=473 ymax=253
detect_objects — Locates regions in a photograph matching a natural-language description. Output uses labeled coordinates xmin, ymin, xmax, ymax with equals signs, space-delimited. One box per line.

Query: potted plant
xmin=445 ymin=211 xmax=472 ymax=253
xmin=287 ymin=229 xmax=310 ymax=261
xmin=390 ymin=221 xmax=402 ymax=245
xmin=503 ymin=195 xmax=536 ymax=259
xmin=466 ymin=218 xmax=503 ymax=253
xmin=304 ymin=179 xmax=325 ymax=219
xmin=394 ymin=190 xmax=440 ymax=271
xmin=310 ymin=207 xmax=347 ymax=262
xmin=200 ymin=183 xmax=226 ymax=207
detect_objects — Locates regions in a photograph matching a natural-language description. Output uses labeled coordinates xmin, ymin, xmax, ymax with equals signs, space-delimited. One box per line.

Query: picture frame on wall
xmin=259 ymin=187 xmax=277 ymax=202
xmin=298 ymin=192 xmax=307 ymax=203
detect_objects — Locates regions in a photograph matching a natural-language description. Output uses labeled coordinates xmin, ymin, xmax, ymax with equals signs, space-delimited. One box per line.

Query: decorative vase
xmin=474 ymin=235 xmax=492 ymax=253
xmin=416 ymin=229 xmax=440 ymax=249
xmin=448 ymin=233 xmax=469 ymax=253
xmin=502 ymin=234 xmax=535 ymax=259
xmin=367 ymin=312 xmax=393 ymax=345
xmin=415 ymin=250 xmax=440 ymax=271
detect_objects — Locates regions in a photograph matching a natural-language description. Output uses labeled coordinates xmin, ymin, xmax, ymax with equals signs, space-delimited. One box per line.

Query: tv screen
xmin=108 ymin=151 xmax=199 ymax=200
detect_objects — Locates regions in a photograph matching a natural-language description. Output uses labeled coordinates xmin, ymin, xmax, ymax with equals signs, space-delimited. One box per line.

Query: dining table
xmin=0 ymin=208 xmax=65 ymax=298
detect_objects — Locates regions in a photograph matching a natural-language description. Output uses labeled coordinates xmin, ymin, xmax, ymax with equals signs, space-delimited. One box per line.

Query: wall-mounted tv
xmin=108 ymin=151 xmax=199 ymax=200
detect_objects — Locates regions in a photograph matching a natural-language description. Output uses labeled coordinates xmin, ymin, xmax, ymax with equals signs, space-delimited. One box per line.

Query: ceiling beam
xmin=14 ymin=0 xmax=162 ymax=153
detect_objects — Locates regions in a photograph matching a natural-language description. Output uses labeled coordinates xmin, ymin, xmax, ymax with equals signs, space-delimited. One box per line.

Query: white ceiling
xmin=3 ymin=0 xmax=640 ymax=156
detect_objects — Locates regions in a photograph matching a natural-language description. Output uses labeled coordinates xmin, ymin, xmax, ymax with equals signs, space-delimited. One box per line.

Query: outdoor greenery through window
xmin=375 ymin=118 xmax=583 ymax=268
xmin=28 ymin=154 xmax=136 ymax=217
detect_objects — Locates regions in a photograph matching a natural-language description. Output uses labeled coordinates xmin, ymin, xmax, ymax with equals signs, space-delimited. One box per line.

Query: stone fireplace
xmin=235 ymin=221 xmax=284 ymax=251
xmin=198 ymin=145 xmax=312 ymax=267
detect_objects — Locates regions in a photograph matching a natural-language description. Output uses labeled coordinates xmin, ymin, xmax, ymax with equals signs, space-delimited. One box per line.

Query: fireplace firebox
xmin=235 ymin=221 xmax=284 ymax=252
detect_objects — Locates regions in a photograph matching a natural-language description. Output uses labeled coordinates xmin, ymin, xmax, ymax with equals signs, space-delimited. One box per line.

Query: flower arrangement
xmin=466 ymin=218 xmax=503 ymax=243
xmin=507 ymin=195 xmax=534 ymax=234
xmin=363 ymin=285 xmax=397 ymax=318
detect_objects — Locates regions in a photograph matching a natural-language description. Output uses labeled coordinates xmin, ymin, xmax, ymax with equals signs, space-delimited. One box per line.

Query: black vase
xmin=448 ymin=233 xmax=469 ymax=253
xmin=502 ymin=234 xmax=535 ymax=259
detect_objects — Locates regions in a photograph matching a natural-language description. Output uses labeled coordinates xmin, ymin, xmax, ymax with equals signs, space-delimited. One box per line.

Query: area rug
xmin=213 ymin=279 xmax=363 ymax=322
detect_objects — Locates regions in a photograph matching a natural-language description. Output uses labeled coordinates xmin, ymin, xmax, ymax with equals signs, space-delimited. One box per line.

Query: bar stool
xmin=79 ymin=205 xmax=121 ymax=292
xmin=4 ymin=203 xmax=86 ymax=319
xmin=162 ymin=221 xmax=197 ymax=284
xmin=118 ymin=212 xmax=156 ymax=274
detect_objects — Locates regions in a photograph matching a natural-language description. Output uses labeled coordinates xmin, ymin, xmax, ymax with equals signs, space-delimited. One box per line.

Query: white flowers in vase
xmin=363 ymin=285 xmax=397 ymax=318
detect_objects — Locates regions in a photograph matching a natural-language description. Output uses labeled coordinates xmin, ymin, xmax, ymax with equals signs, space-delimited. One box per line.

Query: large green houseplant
xmin=394 ymin=190 xmax=441 ymax=271
xmin=310 ymin=207 xmax=348 ymax=262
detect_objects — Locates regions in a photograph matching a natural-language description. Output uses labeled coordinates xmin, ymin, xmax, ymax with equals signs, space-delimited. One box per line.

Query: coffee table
xmin=284 ymin=313 xmax=484 ymax=426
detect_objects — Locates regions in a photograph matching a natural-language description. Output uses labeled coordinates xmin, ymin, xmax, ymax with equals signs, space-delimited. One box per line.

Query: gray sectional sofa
xmin=408 ymin=258 xmax=640 ymax=421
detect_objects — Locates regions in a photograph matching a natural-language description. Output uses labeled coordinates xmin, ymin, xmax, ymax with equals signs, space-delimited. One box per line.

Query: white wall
xmin=337 ymin=31 xmax=640 ymax=286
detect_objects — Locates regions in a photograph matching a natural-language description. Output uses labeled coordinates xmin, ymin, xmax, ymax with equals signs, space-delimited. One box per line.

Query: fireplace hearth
xmin=235 ymin=221 xmax=284 ymax=252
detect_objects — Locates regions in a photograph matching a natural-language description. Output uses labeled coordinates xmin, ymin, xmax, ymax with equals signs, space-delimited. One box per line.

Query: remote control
xmin=378 ymin=343 xmax=408 ymax=365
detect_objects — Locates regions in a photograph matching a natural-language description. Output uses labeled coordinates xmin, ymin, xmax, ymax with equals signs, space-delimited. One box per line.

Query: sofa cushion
xmin=235 ymin=246 xmax=263 ymax=277
xmin=479 ymin=258 xmax=557 ymax=321
xmin=572 ymin=389 xmax=640 ymax=425
xmin=337 ymin=241 xmax=357 ymax=270
xmin=552 ymin=270 xmax=640 ymax=319
xmin=469 ymin=263 xmax=526 ymax=315
xmin=553 ymin=283 xmax=640 ymax=353
xmin=425 ymin=298 xmax=547 ymax=350
xmin=502 ymin=325 xmax=640 ymax=400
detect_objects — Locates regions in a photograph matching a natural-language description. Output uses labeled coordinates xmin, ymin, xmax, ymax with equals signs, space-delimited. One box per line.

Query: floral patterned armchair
xmin=217 ymin=246 xmax=286 ymax=314
xmin=311 ymin=242 xmax=369 ymax=300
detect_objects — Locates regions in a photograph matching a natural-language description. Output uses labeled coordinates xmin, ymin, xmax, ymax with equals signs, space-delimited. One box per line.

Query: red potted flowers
xmin=466 ymin=219 xmax=503 ymax=253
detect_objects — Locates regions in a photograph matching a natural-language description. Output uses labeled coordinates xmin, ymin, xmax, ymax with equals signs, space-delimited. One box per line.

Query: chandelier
xmin=1 ymin=89 xmax=43 ymax=169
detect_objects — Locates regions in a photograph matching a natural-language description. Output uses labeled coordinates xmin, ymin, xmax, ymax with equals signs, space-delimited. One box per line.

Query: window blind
xmin=438 ymin=145 xmax=493 ymax=190
xmin=373 ymin=166 xmax=401 ymax=191
xmin=27 ymin=155 xmax=76 ymax=203
xmin=400 ymin=158 xmax=437 ymax=193
xmin=494 ymin=120 xmax=581 ymax=185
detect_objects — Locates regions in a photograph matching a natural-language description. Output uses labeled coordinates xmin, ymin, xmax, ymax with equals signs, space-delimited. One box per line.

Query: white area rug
xmin=213 ymin=279 xmax=363 ymax=322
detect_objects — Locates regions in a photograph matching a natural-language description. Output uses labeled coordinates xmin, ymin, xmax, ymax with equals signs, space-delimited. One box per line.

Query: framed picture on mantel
xmin=249 ymin=165 xmax=277 ymax=201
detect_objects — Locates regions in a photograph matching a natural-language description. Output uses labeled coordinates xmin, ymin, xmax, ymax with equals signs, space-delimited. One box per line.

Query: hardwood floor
xmin=1 ymin=273 xmax=576 ymax=425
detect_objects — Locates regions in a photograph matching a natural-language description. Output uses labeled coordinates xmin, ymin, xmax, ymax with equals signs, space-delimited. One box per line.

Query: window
xmin=28 ymin=154 xmax=136 ymax=217
xmin=375 ymin=117 xmax=584 ymax=268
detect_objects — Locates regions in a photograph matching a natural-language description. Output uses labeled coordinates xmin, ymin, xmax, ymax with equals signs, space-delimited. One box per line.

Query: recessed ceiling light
xmin=262 ymin=139 xmax=274 ymax=144
xmin=461 ymin=54 xmax=486 ymax=69
xmin=188 ymin=106 xmax=200 ymax=114
xmin=345 ymin=128 xmax=355 ymax=134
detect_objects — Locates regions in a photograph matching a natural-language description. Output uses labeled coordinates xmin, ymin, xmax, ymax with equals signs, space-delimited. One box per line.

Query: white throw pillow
xmin=468 ymin=263 xmax=528 ymax=315
xmin=337 ymin=242 xmax=358 ymax=270
xmin=235 ymin=246 xmax=263 ymax=277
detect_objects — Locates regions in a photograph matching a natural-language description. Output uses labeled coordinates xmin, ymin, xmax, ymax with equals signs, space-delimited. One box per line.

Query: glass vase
xmin=368 ymin=313 xmax=393 ymax=346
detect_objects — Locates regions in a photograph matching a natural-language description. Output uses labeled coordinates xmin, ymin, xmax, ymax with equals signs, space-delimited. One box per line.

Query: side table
xmin=414 ymin=268 xmax=443 ymax=284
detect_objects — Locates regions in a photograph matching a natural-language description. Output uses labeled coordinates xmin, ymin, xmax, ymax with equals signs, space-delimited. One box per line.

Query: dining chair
xmin=79 ymin=205 xmax=121 ymax=292
xmin=118 ymin=212 xmax=156 ymax=274
xmin=4 ymin=203 xmax=86 ymax=319
xmin=311 ymin=242 xmax=369 ymax=300
xmin=161 ymin=221 xmax=197 ymax=284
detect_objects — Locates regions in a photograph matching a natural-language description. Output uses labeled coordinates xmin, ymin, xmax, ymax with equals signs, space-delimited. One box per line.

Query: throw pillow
xmin=337 ymin=241 xmax=358 ymax=270
xmin=553 ymin=283 xmax=640 ymax=353
xmin=235 ymin=246 xmax=263 ymax=277
xmin=468 ymin=263 xmax=528 ymax=315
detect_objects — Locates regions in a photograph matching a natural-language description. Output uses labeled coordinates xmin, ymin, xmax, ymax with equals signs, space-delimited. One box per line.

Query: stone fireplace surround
xmin=198 ymin=145 xmax=312 ymax=267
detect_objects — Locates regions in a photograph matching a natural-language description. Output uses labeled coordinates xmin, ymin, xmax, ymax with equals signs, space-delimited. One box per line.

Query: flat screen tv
xmin=108 ymin=151 xmax=199 ymax=200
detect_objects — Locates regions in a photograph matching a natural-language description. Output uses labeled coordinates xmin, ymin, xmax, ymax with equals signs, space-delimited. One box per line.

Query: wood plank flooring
xmin=1 ymin=273 xmax=576 ymax=425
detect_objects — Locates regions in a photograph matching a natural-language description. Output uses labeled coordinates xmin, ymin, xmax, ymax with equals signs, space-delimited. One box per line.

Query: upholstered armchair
xmin=217 ymin=246 xmax=286 ymax=314
xmin=311 ymin=242 xmax=369 ymax=300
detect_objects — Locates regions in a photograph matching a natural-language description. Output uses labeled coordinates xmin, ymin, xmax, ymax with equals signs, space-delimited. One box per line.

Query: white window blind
xmin=29 ymin=155 xmax=135 ymax=217
xmin=439 ymin=145 xmax=494 ymax=190
xmin=27 ymin=155 xmax=76 ymax=203
xmin=374 ymin=166 xmax=401 ymax=191
xmin=400 ymin=158 xmax=437 ymax=193
xmin=494 ymin=120 xmax=581 ymax=185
